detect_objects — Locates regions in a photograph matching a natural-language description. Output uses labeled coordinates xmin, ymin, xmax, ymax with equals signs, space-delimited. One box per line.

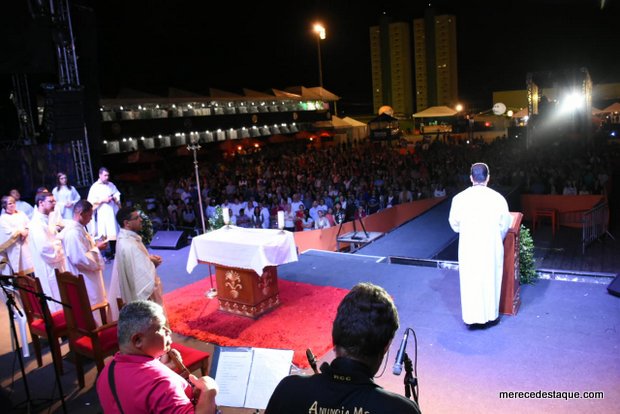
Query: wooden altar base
xmin=214 ymin=265 xmax=280 ymax=319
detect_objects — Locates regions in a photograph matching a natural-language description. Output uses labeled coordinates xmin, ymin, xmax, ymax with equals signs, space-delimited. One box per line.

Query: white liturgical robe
xmin=0 ymin=210 xmax=34 ymax=275
xmin=448 ymin=185 xmax=512 ymax=324
xmin=108 ymin=228 xmax=160 ymax=320
xmin=52 ymin=185 xmax=81 ymax=220
xmin=59 ymin=220 xmax=107 ymax=323
xmin=87 ymin=180 xmax=121 ymax=240
xmin=28 ymin=210 xmax=66 ymax=312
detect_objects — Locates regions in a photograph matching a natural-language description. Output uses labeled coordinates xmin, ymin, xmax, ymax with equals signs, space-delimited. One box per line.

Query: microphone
xmin=392 ymin=330 xmax=408 ymax=375
xmin=306 ymin=348 xmax=319 ymax=374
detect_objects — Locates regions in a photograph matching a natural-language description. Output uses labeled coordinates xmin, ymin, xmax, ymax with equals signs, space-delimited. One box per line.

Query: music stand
xmin=0 ymin=271 xmax=70 ymax=414
xmin=350 ymin=216 xmax=369 ymax=240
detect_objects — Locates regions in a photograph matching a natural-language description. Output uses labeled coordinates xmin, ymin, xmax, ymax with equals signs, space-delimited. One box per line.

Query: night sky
xmin=70 ymin=0 xmax=620 ymax=112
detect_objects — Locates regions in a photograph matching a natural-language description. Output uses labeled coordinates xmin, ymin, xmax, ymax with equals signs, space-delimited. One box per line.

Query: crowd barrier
xmin=293 ymin=197 xmax=446 ymax=253
xmin=582 ymin=202 xmax=614 ymax=253
xmin=520 ymin=194 xmax=607 ymax=229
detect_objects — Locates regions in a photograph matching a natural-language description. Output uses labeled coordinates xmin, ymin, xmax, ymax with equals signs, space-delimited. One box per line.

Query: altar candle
xmin=277 ymin=210 xmax=285 ymax=229
xmin=222 ymin=207 xmax=230 ymax=225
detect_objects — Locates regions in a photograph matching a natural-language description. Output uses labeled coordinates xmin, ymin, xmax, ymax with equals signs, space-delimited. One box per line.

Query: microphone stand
xmin=2 ymin=274 xmax=70 ymax=414
xmin=205 ymin=263 xmax=217 ymax=299
xmin=187 ymin=137 xmax=207 ymax=235
xmin=0 ymin=277 xmax=34 ymax=412
xmin=403 ymin=352 xmax=419 ymax=404
xmin=35 ymin=282 xmax=70 ymax=414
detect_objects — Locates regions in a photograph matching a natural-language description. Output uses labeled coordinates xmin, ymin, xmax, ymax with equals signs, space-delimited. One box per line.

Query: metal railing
xmin=581 ymin=202 xmax=615 ymax=254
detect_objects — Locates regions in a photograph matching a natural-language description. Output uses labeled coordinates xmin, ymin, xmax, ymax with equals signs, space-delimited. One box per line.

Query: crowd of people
xmin=127 ymin=134 xmax=614 ymax=238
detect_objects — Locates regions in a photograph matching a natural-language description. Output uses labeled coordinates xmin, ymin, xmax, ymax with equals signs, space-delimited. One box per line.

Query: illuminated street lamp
xmin=313 ymin=23 xmax=326 ymax=88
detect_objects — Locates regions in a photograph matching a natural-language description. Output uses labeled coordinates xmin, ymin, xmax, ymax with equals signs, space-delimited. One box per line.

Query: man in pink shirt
xmin=96 ymin=300 xmax=218 ymax=413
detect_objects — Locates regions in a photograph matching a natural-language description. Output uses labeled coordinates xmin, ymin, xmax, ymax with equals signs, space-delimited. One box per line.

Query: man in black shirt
xmin=265 ymin=282 xmax=421 ymax=414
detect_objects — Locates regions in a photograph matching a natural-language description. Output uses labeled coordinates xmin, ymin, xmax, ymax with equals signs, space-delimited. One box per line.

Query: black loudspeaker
xmin=42 ymin=88 xmax=85 ymax=142
xmin=149 ymin=231 xmax=187 ymax=250
xmin=607 ymin=275 xmax=620 ymax=297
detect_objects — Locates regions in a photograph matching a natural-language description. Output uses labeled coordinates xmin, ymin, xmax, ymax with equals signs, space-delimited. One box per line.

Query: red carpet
xmin=163 ymin=278 xmax=348 ymax=368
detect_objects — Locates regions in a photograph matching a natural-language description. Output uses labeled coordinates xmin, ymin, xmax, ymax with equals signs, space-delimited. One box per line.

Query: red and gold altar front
xmin=186 ymin=226 xmax=298 ymax=319
xmin=215 ymin=265 xmax=279 ymax=318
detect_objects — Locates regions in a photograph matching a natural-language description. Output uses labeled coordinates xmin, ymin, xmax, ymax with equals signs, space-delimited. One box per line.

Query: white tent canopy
xmin=412 ymin=105 xmax=458 ymax=118
xmin=285 ymin=86 xmax=340 ymax=101
xmin=342 ymin=116 xmax=367 ymax=127
xmin=603 ymin=102 xmax=620 ymax=113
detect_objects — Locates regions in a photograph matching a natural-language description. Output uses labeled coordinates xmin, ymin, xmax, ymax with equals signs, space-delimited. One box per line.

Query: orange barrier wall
xmin=293 ymin=197 xmax=446 ymax=253
xmin=520 ymin=194 xmax=606 ymax=227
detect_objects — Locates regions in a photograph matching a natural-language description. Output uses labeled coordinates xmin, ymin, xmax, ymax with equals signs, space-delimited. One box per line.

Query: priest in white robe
xmin=9 ymin=189 xmax=34 ymax=219
xmin=87 ymin=167 xmax=121 ymax=258
xmin=449 ymin=162 xmax=513 ymax=326
xmin=58 ymin=200 xmax=108 ymax=324
xmin=0 ymin=195 xmax=34 ymax=275
xmin=28 ymin=191 xmax=66 ymax=312
xmin=108 ymin=206 xmax=163 ymax=320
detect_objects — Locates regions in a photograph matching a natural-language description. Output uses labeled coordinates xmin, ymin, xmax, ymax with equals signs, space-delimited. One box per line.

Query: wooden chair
xmin=55 ymin=270 xmax=119 ymax=388
xmin=169 ymin=342 xmax=210 ymax=377
xmin=15 ymin=274 xmax=68 ymax=376
xmin=115 ymin=297 xmax=209 ymax=377
xmin=533 ymin=208 xmax=558 ymax=236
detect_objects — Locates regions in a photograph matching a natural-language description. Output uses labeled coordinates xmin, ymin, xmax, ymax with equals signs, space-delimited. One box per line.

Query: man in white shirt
xmin=87 ymin=167 xmax=121 ymax=259
xmin=108 ymin=206 xmax=163 ymax=320
xmin=260 ymin=201 xmax=271 ymax=229
xmin=308 ymin=200 xmax=320 ymax=223
xmin=314 ymin=209 xmax=331 ymax=230
xmin=290 ymin=193 xmax=303 ymax=215
xmin=59 ymin=200 xmax=108 ymax=324
xmin=28 ymin=191 xmax=66 ymax=312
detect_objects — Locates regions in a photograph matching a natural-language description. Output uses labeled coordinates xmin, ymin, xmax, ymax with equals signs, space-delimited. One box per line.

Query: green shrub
xmin=519 ymin=224 xmax=538 ymax=284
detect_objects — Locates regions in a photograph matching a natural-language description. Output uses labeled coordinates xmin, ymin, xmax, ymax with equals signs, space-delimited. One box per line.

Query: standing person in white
xmin=58 ymin=200 xmax=109 ymax=325
xmin=9 ymin=189 xmax=34 ymax=219
xmin=448 ymin=162 xmax=513 ymax=327
xmin=108 ymin=207 xmax=164 ymax=320
xmin=0 ymin=195 xmax=34 ymax=275
xmin=28 ymin=191 xmax=66 ymax=312
xmin=87 ymin=167 xmax=121 ymax=259
xmin=52 ymin=172 xmax=81 ymax=220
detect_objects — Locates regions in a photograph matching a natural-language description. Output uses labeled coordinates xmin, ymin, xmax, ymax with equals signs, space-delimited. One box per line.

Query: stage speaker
xmin=42 ymin=88 xmax=85 ymax=142
xmin=608 ymin=275 xmax=620 ymax=297
xmin=149 ymin=231 xmax=187 ymax=250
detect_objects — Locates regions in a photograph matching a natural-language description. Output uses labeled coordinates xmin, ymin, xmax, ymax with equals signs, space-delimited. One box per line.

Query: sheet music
xmin=213 ymin=348 xmax=253 ymax=407
xmin=244 ymin=348 xmax=294 ymax=409
xmin=212 ymin=346 xmax=293 ymax=409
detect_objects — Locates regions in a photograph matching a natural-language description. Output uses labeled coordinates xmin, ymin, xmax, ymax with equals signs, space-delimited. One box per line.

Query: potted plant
xmin=519 ymin=224 xmax=538 ymax=284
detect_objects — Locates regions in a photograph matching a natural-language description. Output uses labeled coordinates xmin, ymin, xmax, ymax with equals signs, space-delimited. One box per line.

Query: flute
xmin=168 ymin=350 xmax=200 ymax=406
xmin=168 ymin=349 xmax=193 ymax=379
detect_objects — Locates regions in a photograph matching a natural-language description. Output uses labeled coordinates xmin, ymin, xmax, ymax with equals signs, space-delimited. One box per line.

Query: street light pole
xmin=313 ymin=23 xmax=326 ymax=89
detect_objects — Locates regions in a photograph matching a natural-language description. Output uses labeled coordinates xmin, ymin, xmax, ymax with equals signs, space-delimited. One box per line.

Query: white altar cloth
xmin=186 ymin=226 xmax=298 ymax=275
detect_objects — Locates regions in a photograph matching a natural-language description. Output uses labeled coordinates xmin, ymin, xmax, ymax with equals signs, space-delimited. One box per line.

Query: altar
xmin=186 ymin=226 xmax=298 ymax=318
